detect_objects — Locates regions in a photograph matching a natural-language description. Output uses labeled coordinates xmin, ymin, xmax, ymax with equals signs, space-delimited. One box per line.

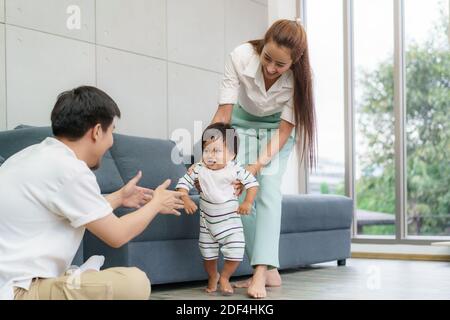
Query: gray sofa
xmin=0 ymin=126 xmax=353 ymax=285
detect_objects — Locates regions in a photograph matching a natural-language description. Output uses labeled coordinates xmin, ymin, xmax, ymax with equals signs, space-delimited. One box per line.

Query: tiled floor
xmin=150 ymin=258 xmax=450 ymax=300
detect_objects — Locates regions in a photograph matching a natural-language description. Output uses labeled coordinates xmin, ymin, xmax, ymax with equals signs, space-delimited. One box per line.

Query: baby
xmin=176 ymin=122 xmax=259 ymax=295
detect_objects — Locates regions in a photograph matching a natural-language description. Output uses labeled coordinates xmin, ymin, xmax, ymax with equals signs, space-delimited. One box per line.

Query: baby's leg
xmin=203 ymin=259 xmax=220 ymax=293
xmin=220 ymin=230 xmax=245 ymax=295
xmin=199 ymin=216 xmax=220 ymax=293
xmin=219 ymin=260 xmax=240 ymax=295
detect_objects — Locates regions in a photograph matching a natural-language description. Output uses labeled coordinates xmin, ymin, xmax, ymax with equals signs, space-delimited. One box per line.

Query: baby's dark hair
xmin=202 ymin=122 xmax=239 ymax=157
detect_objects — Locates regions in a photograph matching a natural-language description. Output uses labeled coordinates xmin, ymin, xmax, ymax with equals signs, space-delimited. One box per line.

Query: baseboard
xmin=352 ymin=252 xmax=450 ymax=262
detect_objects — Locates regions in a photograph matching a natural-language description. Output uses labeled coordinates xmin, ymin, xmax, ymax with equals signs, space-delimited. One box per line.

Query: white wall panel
xmin=97 ymin=46 xmax=167 ymax=139
xmin=6 ymin=26 xmax=95 ymax=128
xmin=225 ymin=0 xmax=267 ymax=56
xmin=252 ymin=0 xmax=268 ymax=6
xmin=96 ymin=0 xmax=166 ymax=59
xmin=168 ymin=0 xmax=224 ymax=73
xmin=0 ymin=24 xmax=5 ymax=130
xmin=0 ymin=0 xmax=5 ymax=23
xmin=5 ymin=0 xmax=94 ymax=42
xmin=168 ymin=62 xmax=220 ymax=158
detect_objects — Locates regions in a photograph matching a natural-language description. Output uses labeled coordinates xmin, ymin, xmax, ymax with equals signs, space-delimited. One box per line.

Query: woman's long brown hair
xmin=249 ymin=19 xmax=317 ymax=170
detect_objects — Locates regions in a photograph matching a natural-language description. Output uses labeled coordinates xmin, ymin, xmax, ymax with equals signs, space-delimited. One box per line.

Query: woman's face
xmin=260 ymin=41 xmax=293 ymax=80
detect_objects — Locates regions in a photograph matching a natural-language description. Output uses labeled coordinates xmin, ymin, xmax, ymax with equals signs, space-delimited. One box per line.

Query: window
xmin=353 ymin=0 xmax=396 ymax=236
xmin=307 ymin=0 xmax=345 ymax=196
xmin=404 ymin=0 xmax=450 ymax=236
xmin=303 ymin=0 xmax=450 ymax=241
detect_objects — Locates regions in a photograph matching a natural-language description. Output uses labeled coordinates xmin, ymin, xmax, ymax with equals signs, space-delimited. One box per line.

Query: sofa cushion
xmin=93 ymin=150 xmax=125 ymax=195
xmin=281 ymin=194 xmax=353 ymax=233
xmin=109 ymin=134 xmax=186 ymax=191
xmin=126 ymin=194 xmax=353 ymax=242
xmin=0 ymin=126 xmax=53 ymax=159
xmin=14 ymin=124 xmax=35 ymax=130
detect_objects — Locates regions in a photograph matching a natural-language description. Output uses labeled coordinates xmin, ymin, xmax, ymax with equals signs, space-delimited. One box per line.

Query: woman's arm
xmin=211 ymin=104 xmax=234 ymax=124
xmin=248 ymin=119 xmax=295 ymax=174
xmin=213 ymin=48 xmax=240 ymax=125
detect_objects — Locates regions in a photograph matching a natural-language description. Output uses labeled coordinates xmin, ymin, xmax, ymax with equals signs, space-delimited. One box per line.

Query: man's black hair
xmin=51 ymin=86 xmax=121 ymax=140
xmin=202 ymin=122 xmax=239 ymax=157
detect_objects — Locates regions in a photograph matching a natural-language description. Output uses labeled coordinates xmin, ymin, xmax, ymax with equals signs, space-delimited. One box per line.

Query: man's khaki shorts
xmin=14 ymin=267 xmax=151 ymax=300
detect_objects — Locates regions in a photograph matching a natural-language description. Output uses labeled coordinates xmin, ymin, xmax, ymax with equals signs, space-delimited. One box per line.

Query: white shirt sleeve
xmin=280 ymin=96 xmax=296 ymax=125
xmin=218 ymin=52 xmax=240 ymax=105
xmin=236 ymin=164 xmax=259 ymax=189
xmin=176 ymin=163 xmax=201 ymax=191
xmin=49 ymin=170 xmax=113 ymax=228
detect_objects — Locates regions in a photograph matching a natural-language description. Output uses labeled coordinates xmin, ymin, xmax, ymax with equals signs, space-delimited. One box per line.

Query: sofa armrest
xmin=281 ymin=194 xmax=353 ymax=233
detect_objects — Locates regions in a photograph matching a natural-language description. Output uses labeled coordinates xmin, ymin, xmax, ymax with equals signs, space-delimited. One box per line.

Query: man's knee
xmin=112 ymin=267 xmax=151 ymax=300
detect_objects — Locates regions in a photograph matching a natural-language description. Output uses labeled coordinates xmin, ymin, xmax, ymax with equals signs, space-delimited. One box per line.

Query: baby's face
xmin=202 ymin=138 xmax=234 ymax=170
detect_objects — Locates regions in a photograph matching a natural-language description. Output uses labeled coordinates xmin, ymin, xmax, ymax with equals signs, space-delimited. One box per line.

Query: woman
xmin=201 ymin=19 xmax=316 ymax=298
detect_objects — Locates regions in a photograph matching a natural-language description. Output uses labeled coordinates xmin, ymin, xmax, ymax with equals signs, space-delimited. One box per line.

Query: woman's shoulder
xmin=230 ymin=42 xmax=258 ymax=65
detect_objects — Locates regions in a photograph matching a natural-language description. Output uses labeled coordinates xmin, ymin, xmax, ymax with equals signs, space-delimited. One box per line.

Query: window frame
xmin=301 ymin=0 xmax=450 ymax=243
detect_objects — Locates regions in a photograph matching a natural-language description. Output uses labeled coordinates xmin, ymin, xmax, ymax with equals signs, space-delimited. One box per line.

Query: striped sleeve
xmin=176 ymin=163 xmax=201 ymax=191
xmin=235 ymin=164 xmax=259 ymax=189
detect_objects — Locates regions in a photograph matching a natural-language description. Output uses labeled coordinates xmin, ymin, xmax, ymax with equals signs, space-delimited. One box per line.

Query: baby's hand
xmin=237 ymin=201 xmax=252 ymax=215
xmin=183 ymin=197 xmax=198 ymax=215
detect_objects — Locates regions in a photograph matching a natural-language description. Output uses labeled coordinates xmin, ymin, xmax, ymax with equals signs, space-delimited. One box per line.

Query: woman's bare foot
xmin=247 ymin=267 xmax=267 ymax=299
xmin=266 ymin=269 xmax=282 ymax=287
xmin=205 ymin=272 xmax=220 ymax=293
xmin=219 ymin=276 xmax=234 ymax=296
xmin=232 ymin=277 xmax=252 ymax=288
xmin=233 ymin=269 xmax=282 ymax=288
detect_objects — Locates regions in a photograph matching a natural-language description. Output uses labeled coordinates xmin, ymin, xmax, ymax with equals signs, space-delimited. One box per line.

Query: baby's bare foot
xmin=205 ymin=272 xmax=220 ymax=293
xmin=219 ymin=276 xmax=234 ymax=296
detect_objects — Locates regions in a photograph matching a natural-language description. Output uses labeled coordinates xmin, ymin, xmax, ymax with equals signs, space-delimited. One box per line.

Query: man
xmin=0 ymin=86 xmax=184 ymax=300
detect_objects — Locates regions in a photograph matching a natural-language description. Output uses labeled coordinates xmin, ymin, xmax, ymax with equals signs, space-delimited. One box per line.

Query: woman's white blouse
xmin=218 ymin=43 xmax=296 ymax=125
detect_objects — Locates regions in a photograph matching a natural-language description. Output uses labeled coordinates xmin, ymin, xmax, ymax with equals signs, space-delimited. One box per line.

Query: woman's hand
xmin=187 ymin=163 xmax=196 ymax=175
xmin=232 ymin=164 xmax=262 ymax=197
xmin=187 ymin=164 xmax=202 ymax=193
xmin=231 ymin=164 xmax=262 ymax=197
xmin=233 ymin=180 xmax=244 ymax=196
xmin=246 ymin=163 xmax=262 ymax=177
xmin=152 ymin=179 xmax=185 ymax=216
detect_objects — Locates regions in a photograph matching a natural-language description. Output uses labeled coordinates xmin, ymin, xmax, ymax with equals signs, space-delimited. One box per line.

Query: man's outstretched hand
xmin=120 ymin=171 xmax=154 ymax=209
xmin=153 ymin=179 xmax=185 ymax=216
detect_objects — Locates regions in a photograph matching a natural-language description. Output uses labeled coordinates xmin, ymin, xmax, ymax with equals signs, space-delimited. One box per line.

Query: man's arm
xmin=86 ymin=179 xmax=184 ymax=248
xmin=104 ymin=191 xmax=123 ymax=210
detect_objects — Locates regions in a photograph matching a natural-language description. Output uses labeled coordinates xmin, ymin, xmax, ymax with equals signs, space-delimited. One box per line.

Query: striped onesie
xmin=176 ymin=160 xmax=259 ymax=261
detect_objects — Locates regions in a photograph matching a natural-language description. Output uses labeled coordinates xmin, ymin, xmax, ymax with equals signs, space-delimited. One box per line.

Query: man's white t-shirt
xmin=0 ymin=137 xmax=113 ymax=300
